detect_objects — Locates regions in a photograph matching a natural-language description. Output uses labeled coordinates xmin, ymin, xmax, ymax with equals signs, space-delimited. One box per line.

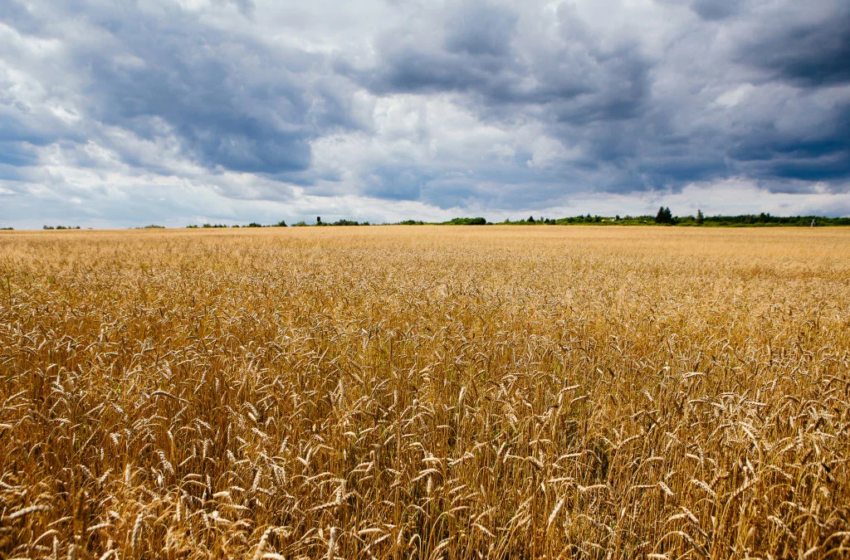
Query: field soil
xmin=2 ymin=226 xmax=849 ymax=559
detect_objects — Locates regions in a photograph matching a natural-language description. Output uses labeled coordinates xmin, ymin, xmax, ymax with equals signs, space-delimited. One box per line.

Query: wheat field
xmin=1 ymin=226 xmax=849 ymax=559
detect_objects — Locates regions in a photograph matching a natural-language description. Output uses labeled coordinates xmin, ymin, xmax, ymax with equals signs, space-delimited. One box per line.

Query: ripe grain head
xmin=1 ymin=226 xmax=849 ymax=558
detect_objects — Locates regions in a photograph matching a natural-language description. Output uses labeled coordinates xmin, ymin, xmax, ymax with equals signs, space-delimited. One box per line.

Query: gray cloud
xmin=1 ymin=0 xmax=850 ymax=227
xmin=357 ymin=1 xmax=650 ymax=114
xmin=444 ymin=1 xmax=518 ymax=57
xmin=2 ymin=0 xmax=362 ymax=179
xmin=690 ymin=0 xmax=741 ymax=21
xmin=736 ymin=4 xmax=850 ymax=86
xmin=350 ymin=0 xmax=850 ymax=195
xmin=82 ymin=8 xmax=358 ymax=175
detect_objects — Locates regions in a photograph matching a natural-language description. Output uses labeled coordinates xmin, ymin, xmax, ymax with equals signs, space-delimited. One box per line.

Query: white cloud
xmin=715 ymin=84 xmax=755 ymax=107
xmin=1 ymin=0 xmax=849 ymax=228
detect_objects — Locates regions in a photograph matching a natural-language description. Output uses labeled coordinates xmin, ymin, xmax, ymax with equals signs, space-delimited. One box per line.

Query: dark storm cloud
xmin=79 ymin=6 xmax=363 ymax=175
xmin=690 ymin=0 xmax=740 ymax=21
xmin=358 ymin=1 xmax=649 ymax=115
xmin=349 ymin=1 xmax=713 ymax=194
xmin=736 ymin=6 xmax=850 ymax=86
xmin=2 ymin=0 xmax=850 ymax=223
xmin=350 ymin=0 xmax=850 ymax=194
xmin=1 ymin=0 xmax=360 ymax=177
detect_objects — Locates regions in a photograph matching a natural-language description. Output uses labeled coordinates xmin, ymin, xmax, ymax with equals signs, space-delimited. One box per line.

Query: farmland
xmin=1 ymin=226 xmax=849 ymax=559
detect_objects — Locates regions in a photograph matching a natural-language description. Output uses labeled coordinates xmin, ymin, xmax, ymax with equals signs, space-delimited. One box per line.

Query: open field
xmin=1 ymin=226 xmax=850 ymax=559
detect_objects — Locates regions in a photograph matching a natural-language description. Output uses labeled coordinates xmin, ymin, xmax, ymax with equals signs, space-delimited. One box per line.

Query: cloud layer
xmin=1 ymin=0 xmax=849 ymax=227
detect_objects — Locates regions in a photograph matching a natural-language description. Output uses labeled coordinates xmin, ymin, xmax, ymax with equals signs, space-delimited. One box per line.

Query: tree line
xmin=10 ymin=210 xmax=847 ymax=232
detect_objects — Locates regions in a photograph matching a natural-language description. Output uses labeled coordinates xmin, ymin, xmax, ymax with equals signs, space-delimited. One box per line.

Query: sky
xmin=1 ymin=0 xmax=849 ymax=228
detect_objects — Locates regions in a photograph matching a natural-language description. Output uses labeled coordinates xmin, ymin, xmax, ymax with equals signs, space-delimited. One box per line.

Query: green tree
xmin=655 ymin=207 xmax=674 ymax=224
xmin=696 ymin=209 xmax=704 ymax=225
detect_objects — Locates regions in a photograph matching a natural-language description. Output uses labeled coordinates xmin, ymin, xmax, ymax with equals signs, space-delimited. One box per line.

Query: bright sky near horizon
xmin=1 ymin=0 xmax=849 ymax=228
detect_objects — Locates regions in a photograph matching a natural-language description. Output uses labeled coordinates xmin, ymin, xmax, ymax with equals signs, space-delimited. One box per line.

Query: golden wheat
xmin=1 ymin=226 xmax=849 ymax=559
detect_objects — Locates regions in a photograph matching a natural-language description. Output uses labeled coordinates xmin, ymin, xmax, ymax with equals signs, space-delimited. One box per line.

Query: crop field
xmin=1 ymin=226 xmax=849 ymax=560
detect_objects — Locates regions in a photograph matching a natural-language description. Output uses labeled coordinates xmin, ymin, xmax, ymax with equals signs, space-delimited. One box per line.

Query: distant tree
xmin=275 ymin=220 xmax=287 ymax=227
xmin=696 ymin=209 xmax=704 ymax=225
xmin=527 ymin=215 xmax=535 ymax=223
xmin=446 ymin=217 xmax=487 ymax=225
xmin=655 ymin=207 xmax=674 ymax=224
xmin=247 ymin=222 xmax=263 ymax=228
xmin=317 ymin=216 xmax=322 ymax=225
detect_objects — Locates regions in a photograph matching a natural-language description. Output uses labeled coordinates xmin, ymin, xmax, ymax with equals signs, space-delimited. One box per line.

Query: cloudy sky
xmin=1 ymin=0 xmax=849 ymax=227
